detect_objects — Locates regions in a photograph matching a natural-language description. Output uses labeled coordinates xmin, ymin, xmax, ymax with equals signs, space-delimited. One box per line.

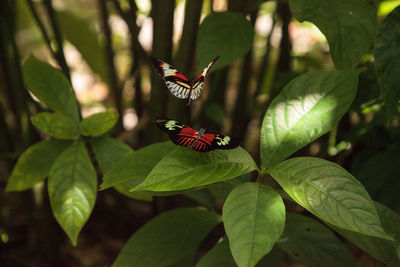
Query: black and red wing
xmin=150 ymin=57 xmax=191 ymax=99
xmin=190 ymin=56 xmax=219 ymax=100
xmin=154 ymin=118 xmax=197 ymax=148
xmin=154 ymin=118 xmax=185 ymax=135
xmin=206 ymin=130 xmax=240 ymax=151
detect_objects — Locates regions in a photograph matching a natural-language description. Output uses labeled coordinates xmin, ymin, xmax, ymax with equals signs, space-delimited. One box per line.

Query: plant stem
xmin=98 ymin=0 xmax=124 ymax=132
xmin=42 ymin=0 xmax=71 ymax=79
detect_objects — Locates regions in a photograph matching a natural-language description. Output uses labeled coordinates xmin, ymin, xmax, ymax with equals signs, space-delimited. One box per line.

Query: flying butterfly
xmin=150 ymin=56 xmax=219 ymax=105
xmin=155 ymin=118 xmax=239 ymax=152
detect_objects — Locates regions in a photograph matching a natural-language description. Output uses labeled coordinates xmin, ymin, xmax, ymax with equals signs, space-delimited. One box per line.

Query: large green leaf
xmin=196 ymin=12 xmax=254 ymax=71
xmin=357 ymin=149 xmax=400 ymax=210
xmin=289 ymin=0 xmax=377 ymax=69
xmin=57 ymin=11 xmax=108 ymax=82
xmin=196 ymin=239 xmax=236 ymax=267
xmin=100 ymin=141 xmax=176 ymax=189
xmin=22 ymin=55 xmax=79 ymax=122
xmin=80 ymin=111 xmax=118 ymax=137
xmin=31 ymin=112 xmax=79 ymax=139
xmin=113 ymin=208 xmax=221 ymax=267
xmin=269 ymin=157 xmax=392 ymax=240
xmin=89 ymin=137 xmax=151 ymax=201
xmin=260 ymin=70 xmax=359 ymax=170
xmin=208 ymin=174 xmax=251 ymax=201
xmin=48 ymin=140 xmax=97 ymax=246
xmin=375 ymin=6 xmax=400 ymax=115
xmin=131 ymin=147 xmax=258 ymax=192
xmin=329 ymin=202 xmax=400 ymax=266
xmin=89 ymin=136 xmax=132 ymax=173
xmin=222 ymin=183 xmax=285 ymax=267
xmin=6 ymin=140 xmax=71 ymax=191
xmin=277 ymin=213 xmax=356 ymax=267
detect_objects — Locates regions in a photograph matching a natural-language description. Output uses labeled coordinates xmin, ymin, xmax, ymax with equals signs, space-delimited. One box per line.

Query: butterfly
xmin=155 ymin=118 xmax=239 ymax=152
xmin=150 ymin=56 xmax=219 ymax=105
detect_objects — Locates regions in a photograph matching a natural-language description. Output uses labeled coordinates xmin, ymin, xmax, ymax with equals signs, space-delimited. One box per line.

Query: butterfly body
xmin=150 ymin=56 xmax=219 ymax=105
xmin=155 ymin=118 xmax=239 ymax=152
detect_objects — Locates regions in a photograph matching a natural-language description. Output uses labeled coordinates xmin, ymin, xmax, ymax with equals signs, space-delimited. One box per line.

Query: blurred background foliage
xmin=0 ymin=0 xmax=399 ymax=265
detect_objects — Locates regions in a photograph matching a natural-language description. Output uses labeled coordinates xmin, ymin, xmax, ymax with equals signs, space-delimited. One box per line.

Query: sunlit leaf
xmin=31 ymin=112 xmax=79 ymax=139
xmin=269 ymin=157 xmax=392 ymax=240
xmin=289 ymin=0 xmax=377 ymax=69
xmin=222 ymin=183 xmax=285 ymax=267
xmin=6 ymin=140 xmax=71 ymax=191
xmin=375 ymin=6 xmax=400 ymax=116
xmin=197 ymin=12 xmax=254 ymax=71
xmin=260 ymin=70 xmax=359 ymax=170
xmin=277 ymin=213 xmax=357 ymax=267
xmin=100 ymin=142 xmax=176 ymax=189
xmin=57 ymin=11 xmax=109 ymax=82
xmin=113 ymin=208 xmax=221 ymax=267
xmin=329 ymin=202 xmax=400 ymax=266
xmin=131 ymin=147 xmax=258 ymax=192
xmin=22 ymin=55 xmax=79 ymax=122
xmin=48 ymin=140 xmax=97 ymax=246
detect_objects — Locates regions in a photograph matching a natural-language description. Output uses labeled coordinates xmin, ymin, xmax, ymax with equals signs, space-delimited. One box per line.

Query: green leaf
xmin=222 ymin=183 xmax=285 ymax=267
xmin=57 ymin=11 xmax=108 ymax=83
xmin=131 ymin=147 xmax=258 ymax=192
xmin=22 ymin=55 xmax=79 ymax=122
xmin=6 ymin=140 xmax=71 ymax=191
xmin=181 ymin=189 xmax=215 ymax=210
xmin=100 ymin=141 xmax=176 ymax=190
xmin=48 ymin=140 xmax=97 ymax=246
xmin=113 ymin=208 xmax=221 ymax=267
xmin=113 ymin=183 xmax=152 ymax=202
xmin=269 ymin=157 xmax=392 ymax=240
xmin=31 ymin=112 xmax=79 ymax=139
xmin=208 ymin=174 xmax=251 ymax=201
xmin=329 ymin=202 xmax=400 ymax=266
xmin=196 ymin=239 xmax=236 ymax=267
xmin=289 ymin=0 xmax=377 ymax=69
xmin=80 ymin=111 xmax=118 ymax=137
xmin=260 ymin=70 xmax=359 ymax=170
xmin=89 ymin=136 xmax=133 ymax=174
xmin=197 ymin=12 xmax=254 ymax=71
xmin=357 ymin=149 xmax=400 ymax=210
xmin=375 ymin=6 xmax=400 ymax=116
xmin=277 ymin=213 xmax=357 ymax=267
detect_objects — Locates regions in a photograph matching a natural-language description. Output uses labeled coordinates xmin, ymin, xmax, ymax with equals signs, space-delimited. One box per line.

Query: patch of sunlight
xmin=378 ymin=1 xmax=400 ymax=16
xmin=123 ymin=108 xmax=138 ymax=130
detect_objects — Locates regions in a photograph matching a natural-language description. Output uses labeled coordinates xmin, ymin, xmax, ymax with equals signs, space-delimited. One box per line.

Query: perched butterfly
xmin=150 ymin=56 xmax=219 ymax=105
xmin=155 ymin=118 xmax=239 ymax=152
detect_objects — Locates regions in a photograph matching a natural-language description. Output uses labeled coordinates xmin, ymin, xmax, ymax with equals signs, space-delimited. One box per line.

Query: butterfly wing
xmin=190 ymin=56 xmax=219 ymax=100
xmin=150 ymin=57 xmax=191 ymax=99
xmin=205 ymin=130 xmax=240 ymax=151
xmin=155 ymin=118 xmax=197 ymax=148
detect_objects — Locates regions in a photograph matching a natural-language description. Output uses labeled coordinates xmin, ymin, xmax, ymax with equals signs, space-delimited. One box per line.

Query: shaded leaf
xmin=57 ymin=11 xmax=108 ymax=82
xmin=48 ymin=140 xmax=97 ymax=246
xmin=375 ymin=6 xmax=400 ymax=116
xmin=6 ymin=140 xmax=71 ymax=191
xmin=100 ymin=142 xmax=176 ymax=189
xmin=277 ymin=213 xmax=357 ymax=267
xmin=269 ymin=157 xmax=392 ymax=240
xmin=196 ymin=239 xmax=236 ymax=267
xmin=289 ymin=0 xmax=377 ymax=69
xmin=197 ymin=12 xmax=254 ymax=71
xmin=181 ymin=189 xmax=215 ymax=210
xmin=113 ymin=183 xmax=152 ymax=202
xmin=329 ymin=202 xmax=400 ymax=266
xmin=222 ymin=183 xmax=285 ymax=267
xmin=357 ymin=149 xmax=400 ymax=210
xmin=22 ymin=55 xmax=79 ymax=122
xmin=80 ymin=111 xmax=118 ymax=137
xmin=208 ymin=174 xmax=251 ymax=201
xmin=113 ymin=208 xmax=221 ymax=267
xmin=89 ymin=136 xmax=132 ymax=173
xmin=260 ymin=70 xmax=359 ymax=170
xmin=131 ymin=147 xmax=258 ymax=192
xmin=31 ymin=112 xmax=79 ymax=139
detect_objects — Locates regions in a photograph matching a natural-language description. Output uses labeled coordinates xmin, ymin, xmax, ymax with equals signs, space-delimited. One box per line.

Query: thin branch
xmin=24 ymin=0 xmax=58 ymax=63
xmin=42 ymin=0 xmax=71 ymax=79
xmin=98 ymin=0 xmax=124 ymax=132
